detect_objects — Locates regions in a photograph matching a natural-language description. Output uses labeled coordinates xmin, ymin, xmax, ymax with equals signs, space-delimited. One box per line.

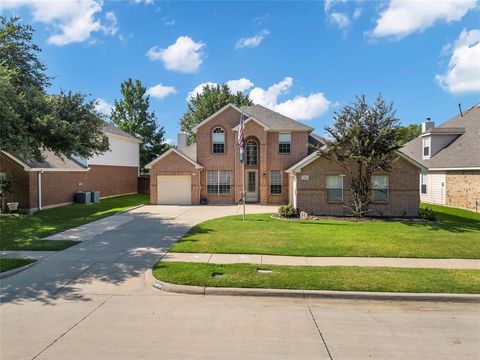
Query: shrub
xmin=278 ymin=204 xmax=297 ymax=218
xmin=419 ymin=207 xmax=436 ymax=221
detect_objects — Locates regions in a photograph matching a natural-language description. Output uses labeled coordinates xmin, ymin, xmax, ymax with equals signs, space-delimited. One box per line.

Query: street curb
xmin=0 ymin=260 xmax=37 ymax=280
xmin=145 ymin=269 xmax=480 ymax=303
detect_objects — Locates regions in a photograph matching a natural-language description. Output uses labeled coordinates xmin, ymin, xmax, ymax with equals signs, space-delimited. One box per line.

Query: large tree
xmin=110 ymin=78 xmax=168 ymax=171
xmin=396 ymin=124 xmax=421 ymax=145
xmin=0 ymin=17 xmax=108 ymax=160
xmin=180 ymin=84 xmax=253 ymax=144
xmin=320 ymin=95 xmax=401 ymax=217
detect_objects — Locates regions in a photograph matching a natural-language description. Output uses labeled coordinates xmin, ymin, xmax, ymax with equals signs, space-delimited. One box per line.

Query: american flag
xmin=238 ymin=111 xmax=245 ymax=163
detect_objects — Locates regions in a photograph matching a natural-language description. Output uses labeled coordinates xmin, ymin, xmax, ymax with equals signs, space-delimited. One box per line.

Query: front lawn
xmin=0 ymin=258 xmax=36 ymax=273
xmin=0 ymin=194 xmax=149 ymax=251
xmin=170 ymin=204 xmax=480 ymax=259
xmin=153 ymin=262 xmax=480 ymax=294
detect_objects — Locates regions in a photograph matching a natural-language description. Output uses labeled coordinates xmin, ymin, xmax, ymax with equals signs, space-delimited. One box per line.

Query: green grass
xmin=0 ymin=194 xmax=149 ymax=251
xmin=0 ymin=258 xmax=36 ymax=273
xmin=153 ymin=262 xmax=480 ymax=294
xmin=170 ymin=204 xmax=480 ymax=259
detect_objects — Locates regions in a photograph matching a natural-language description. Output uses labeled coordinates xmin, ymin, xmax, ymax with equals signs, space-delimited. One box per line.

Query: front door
xmin=245 ymin=170 xmax=258 ymax=202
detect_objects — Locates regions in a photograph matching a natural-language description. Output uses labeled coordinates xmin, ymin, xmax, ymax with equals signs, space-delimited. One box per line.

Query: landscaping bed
xmin=153 ymin=262 xmax=480 ymax=294
xmin=170 ymin=204 xmax=480 ymax=259
xmin=0 ymin=258 xmax=36 ymax=273
xmin=0 ymin=194 xmax=148 ymax=251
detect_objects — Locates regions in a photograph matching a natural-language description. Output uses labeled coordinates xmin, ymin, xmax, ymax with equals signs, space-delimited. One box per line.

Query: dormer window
xmin=212 ymin=127 xmax=225 ymax=154
xmin=422 ymin=136 xmax=431 ymax=159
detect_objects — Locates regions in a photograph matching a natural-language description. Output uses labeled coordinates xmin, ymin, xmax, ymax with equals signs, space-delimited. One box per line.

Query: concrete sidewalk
xmin=161 ymin=252 xmax=480 ymax=269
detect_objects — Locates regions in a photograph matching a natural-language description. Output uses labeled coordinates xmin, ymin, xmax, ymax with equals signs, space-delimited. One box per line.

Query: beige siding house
xmin=400 ymin=103 xmax=480 ymax=212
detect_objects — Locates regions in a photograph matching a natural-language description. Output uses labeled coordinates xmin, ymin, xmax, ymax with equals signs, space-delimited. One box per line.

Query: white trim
xmin=429 ymin=167 xmax=480 ymax=171
xmin=144 ymin=148 xmax=203 ymax=169
xmin=285 ymin=152 xmax=321 ymax=173
xmin=28 ymin=167 xmax=90 ymax=172
xmin=420 ymin=131 xmax=464 ymax=137
xmin=232 ymin=116 xmax=270 ymax=131
xmin=104 ymin=131 xmax=142 ymax=144
xmin=1 ymin=151 xmax=31 ymax=170
xmin=192 ymin=104 xmax=242 ymax=133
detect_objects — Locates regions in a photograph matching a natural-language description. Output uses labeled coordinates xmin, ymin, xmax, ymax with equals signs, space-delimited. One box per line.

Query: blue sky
xmin=2 ymin=0 xmax=479 ymax=144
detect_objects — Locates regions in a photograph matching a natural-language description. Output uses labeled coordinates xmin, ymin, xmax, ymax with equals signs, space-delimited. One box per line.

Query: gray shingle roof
xmin=103 ymin=123 xmax=140 ymax=142
xmin=11 ymin=150 xmax=87 ymax=170
xmin=177 ymin=143 xmax=197 ymax=162
xmin=241 ymin=104 xmax=313 ymax=132
xmin=399 ymin=103 xmax=480 ymax=169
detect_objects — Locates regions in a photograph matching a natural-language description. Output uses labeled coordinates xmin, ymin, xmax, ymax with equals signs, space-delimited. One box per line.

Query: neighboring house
xmin=146 ymin=103 xmax=422 ymax=216
xmin=400 ymin=103 xmax=480 ymax=212
xmin=0 ymin=123 xmax=141 ymax=213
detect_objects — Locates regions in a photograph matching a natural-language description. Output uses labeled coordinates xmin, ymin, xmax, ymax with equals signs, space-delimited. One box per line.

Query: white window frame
xmin=270 ymin=171 xmax=282 ymax=195
xmin=326 ymin=175 xmax=343 ymax=203
xmin=422 ymin=136 xmax=431 ymax=159
xmin=421 ymin=172 xmax=428 ymax=194
xmin=206 ymin=170 xmax=231 ymax=195
xmin=371 ymin=175 xmax=389 ymax=203
xmin=212 ymin=127 xmax=225 ymax=154
xmin=278 ymin=132 xmax=291 ymax=154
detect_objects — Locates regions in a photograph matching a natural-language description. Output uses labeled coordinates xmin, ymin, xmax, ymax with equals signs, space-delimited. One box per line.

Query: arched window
xmin=212 ymin=127 xmax=225 ymax=153
xmin=246 ymin=139 xmax=258 ymax=165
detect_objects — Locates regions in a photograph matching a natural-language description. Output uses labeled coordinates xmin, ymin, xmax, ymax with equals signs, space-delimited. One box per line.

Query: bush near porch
xmin=170 ymin=204 xmax=480 ymax=259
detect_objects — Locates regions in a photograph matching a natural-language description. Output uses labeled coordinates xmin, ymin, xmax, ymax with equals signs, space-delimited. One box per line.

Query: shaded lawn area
xmin=153 ymin=262 xmax=480 ymax=294
xmin=0 ymin=258 xmax=36 ymax=273
xmin=0 ymin=194 xmax=149 ymax=251
xmin=170 ymin=204 xmax=480 ymax=259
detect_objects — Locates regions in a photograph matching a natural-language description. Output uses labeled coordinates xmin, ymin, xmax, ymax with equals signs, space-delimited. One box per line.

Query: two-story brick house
xmin=146 ymin=103 xmax=423 ymax=216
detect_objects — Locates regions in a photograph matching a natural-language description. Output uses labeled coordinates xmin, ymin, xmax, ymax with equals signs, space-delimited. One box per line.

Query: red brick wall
xmin=149 ymin=151 xmax=200 ymax=204
xmin=195 ymin=106 xmax=309 ymax=205
xmin=85 ymin=165 xmax=138 ymax=197
xmin=1 ymin=152 xmax=138 ymax=212
xmin=295 ymin=156 xmax=420 ymax=217
xmin=0 ymin=153 xmax=31 ymax=210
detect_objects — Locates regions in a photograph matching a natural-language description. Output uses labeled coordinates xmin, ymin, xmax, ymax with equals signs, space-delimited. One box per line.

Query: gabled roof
xmin=231 ymin=116 xmax=270 ymax=131
xmin=191 ymin=103 xmax=314 ymax=133
xmin=103 ymin=123 xmax=142 ymax=143
xmin=144 ymin=148 xmax=202 ymax=169
xmin=241 ymin=105 xmax=314 ymax=132
xmin=286 ymin=150 xmax=426 ymax=174
xmin=399 ymin=103 xmax=480 ymax=170
xmin=2 ymin=150 xmax=89 ymax=172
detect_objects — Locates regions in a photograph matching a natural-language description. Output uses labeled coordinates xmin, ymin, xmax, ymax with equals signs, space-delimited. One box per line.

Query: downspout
xmin=38 ymin=169 xmax=44 ymax=211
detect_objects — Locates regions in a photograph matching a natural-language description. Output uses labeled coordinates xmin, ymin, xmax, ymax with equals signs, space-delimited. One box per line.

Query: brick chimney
xmin=177 ymin=132 xmax=187 ymax=149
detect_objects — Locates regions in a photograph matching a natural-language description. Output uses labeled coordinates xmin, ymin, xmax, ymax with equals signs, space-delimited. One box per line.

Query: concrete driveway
xmin=1 ymin=205 xmax=479 ymax=360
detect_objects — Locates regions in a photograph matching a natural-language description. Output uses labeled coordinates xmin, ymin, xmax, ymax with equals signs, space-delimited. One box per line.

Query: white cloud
xmin=436 ymin=29 xmax=480 ymax=93
xmin=371 ymin=0 xmax=477 ymax=39
xmin=146 ymin=84 xmax=177 ymax=100
xmin=235 ymin=29 xmax=270 ymax=49
xmin=187 ymin=82 xmax=217 ymax=100
xmin=353 ymin=8 xmax=362 ymax=19
xmin=328 ymin=12 xmax=351 ymax=30
xmin=324 ymin=0 xmax=347 ymax=12
xmin=0 ymin=0 xmax=118 ymax=46
xmin=95 ymin=98 xmax=113 ymax=116
xmin=187 ymin=78 xmax=254 ymax=100
xmin=146 ymin=36 xmax=205 ymax=73
xmin=249 ymin=77 xmax=331 ymax=120
xmin=226 ymin=78 xmax=254 ymax=93
xmin=132 ymin=0 xmax=154 ymax=4
xmin=165 ymin=138 xmax=173 ymax=145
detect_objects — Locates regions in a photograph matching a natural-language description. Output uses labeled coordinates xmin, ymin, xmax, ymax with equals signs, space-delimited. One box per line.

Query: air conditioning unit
xmin=90 ymin=191 xmax=100 ymax=203
xmin=75 ymin=192 xmax=91 ymax=204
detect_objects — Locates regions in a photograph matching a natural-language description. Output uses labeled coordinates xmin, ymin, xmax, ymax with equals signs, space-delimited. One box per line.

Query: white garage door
xmin=157 ymin=175 xmax=191 ymax=205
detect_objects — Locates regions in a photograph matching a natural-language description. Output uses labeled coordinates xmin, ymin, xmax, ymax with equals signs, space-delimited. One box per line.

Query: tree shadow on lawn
xmin=400 ymin=218 xmax=480 ymax=234
xmin=0 ymin=212 xmax=191 ymax=306
xmin=176 ymin=227 xmax=213 ymax=244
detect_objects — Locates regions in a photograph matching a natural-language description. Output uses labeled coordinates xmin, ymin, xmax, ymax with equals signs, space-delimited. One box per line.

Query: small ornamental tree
xmin=320 ymin=95 xmax=401 ymax=216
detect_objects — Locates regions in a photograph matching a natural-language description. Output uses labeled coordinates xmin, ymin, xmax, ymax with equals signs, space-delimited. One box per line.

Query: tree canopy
xmin=110 ymin=78 xmax=168 ymax=171
xmin=321 ymin=95 xmax=401 ymax=216
xmin=180 ymin=84 xmax=253 ymax=144
xmin=0 ymin=16 xmax=108 ymax=160
xmin=396 ymin=124 xmax=421 ymax=145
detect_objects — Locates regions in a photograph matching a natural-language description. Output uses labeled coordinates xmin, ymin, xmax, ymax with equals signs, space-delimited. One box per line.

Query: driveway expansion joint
xmin=308 ymin=305 xmax=333 ymax=360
